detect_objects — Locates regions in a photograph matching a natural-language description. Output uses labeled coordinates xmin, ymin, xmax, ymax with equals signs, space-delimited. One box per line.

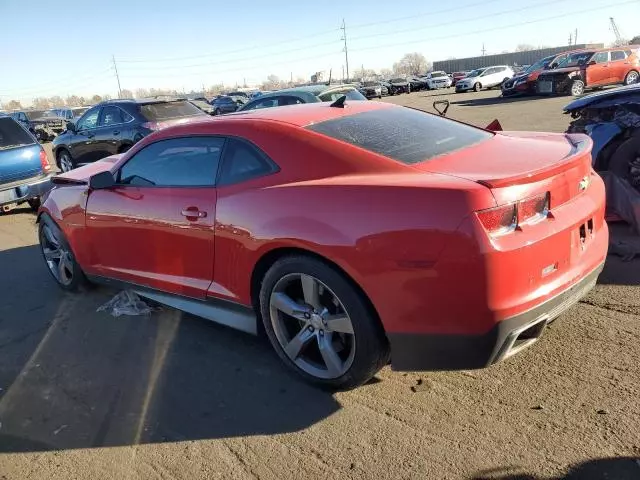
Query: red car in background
xmin=37 ymin=101 xmax=608 ymax=389
xmin=452 ymin=71 xmax=470 ymax=86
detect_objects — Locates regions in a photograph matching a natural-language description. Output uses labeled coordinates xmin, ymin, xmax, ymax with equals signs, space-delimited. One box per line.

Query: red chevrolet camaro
xmin=37 ymin=100 xmax=608 ymax=389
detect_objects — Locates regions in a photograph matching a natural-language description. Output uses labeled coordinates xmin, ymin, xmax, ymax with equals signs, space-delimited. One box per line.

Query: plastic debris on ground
xmin=97 ymin=290 xmax=154 ymax=317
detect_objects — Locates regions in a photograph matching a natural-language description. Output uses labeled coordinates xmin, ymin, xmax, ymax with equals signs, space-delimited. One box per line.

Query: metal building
xmin=433 ymin=44 xmax=604 ymax=73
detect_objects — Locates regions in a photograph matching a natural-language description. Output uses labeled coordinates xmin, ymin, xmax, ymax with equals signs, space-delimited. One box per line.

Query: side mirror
xmin=89 ymin=171 xmax=115 ymax=190
xmin=66 ymin=122 xmax=76 ymax=133
xmin=587 ymin=60 xmax=596 ymax=66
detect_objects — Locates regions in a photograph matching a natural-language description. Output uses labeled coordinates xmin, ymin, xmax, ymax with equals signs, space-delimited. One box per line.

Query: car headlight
xmin=568 ymin=71 xmax=579 ymax=78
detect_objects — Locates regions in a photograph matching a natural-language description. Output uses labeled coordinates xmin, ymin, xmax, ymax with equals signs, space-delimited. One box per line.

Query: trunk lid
xmin=413 ymin=132 xmax=593 ymax=207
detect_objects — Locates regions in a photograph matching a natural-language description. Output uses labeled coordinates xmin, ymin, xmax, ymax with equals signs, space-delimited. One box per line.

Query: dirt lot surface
xmin=1 ymin=89 xmax=639 ymax=480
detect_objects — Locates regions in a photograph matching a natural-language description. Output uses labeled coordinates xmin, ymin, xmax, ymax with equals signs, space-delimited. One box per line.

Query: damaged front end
xmin=565 ymin=84 xmax=640 ymax=258
xmin=31 ymin=118 xmax=66 ymax=141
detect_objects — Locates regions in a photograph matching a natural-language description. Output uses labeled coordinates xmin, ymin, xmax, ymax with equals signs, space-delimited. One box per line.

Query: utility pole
xmin=342 ymin=65 xmax=345 ymax=83
xmin=481 ymin=43 xmax=486 ymax=56
xmin=569 ymin=32 xmax=573 ymax=46
xmin=341 ymin=19 xmax=350 ymax=82
xmin=112 ymin=54 xmax=122 ymax=98
xmin=574 ymin=28 xmax=578 ymax=45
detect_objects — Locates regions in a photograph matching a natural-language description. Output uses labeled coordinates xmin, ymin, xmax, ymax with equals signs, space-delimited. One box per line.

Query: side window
xmin=611 ymin=50 xmax=626 ymax=61
xmin=278 ymin=96 xmax=304 ymax=106
xmin=77 ymin=108 xmax=100 ymax=130
xmin=218 ymin=138 xmax=277 ymax=186
xmin=118 ymin=137 xmax=224 ymax=187
xmin=592 ymin=52 xmax=609 ymax=64
xmin=99 ymin=106 xmax=126 ymax=126
xmin=20 ymin=113 xmax=28 ymax=122
xmin=246 ymin=98 xmax=279 ymax=110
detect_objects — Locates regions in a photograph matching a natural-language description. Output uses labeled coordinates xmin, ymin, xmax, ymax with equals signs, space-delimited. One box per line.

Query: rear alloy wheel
xmin=570 ymin=79 xmax=585 ymax=96
xmin=260 ymin=256 xmax=389 ymax=389
xmin=38 ymin=215 xmax=88 ymax=291
xmin=58 ymin=150 xmax=74 ymax=172
xmin=624 ymin=70 xmax=639 ymax=86
xmin=473 ymin=82 xmax=482 ymax=92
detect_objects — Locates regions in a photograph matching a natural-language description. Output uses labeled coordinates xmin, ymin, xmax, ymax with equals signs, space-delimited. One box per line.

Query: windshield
xmin=24 ymin=110 xmax=45 ymax=120
xmin=466 ymin=69 xmax=484 ymax=78
xmin=307 ymin=107 xmax=491 ymax=164
xmin=0 ymin=117 xmax=36 ymax=149
xmin=42 ymin=110 xmax=62 ymax=118
xmin=362 ymin=81 xmax=379 ymax=86
xmin=431 ymin=71 xmax=447 ymax=78
xmin=72 ymin=107 xmax=89 ymax=117
xmin=140 ymin=101 xmax=206 ymax=121
xmin=556 ymin=51 xmax=594 ymax=68
xmin=317 ymin=87 xmax=367 ymax=102
xmin=524 ymin=57 xmax=553 ymax=73
xmin=389 ymin=78 xmax=406 ymax=83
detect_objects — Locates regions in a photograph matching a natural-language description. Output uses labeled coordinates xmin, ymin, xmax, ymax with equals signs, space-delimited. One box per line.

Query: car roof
xmin=184 ymin=100 xmax=395 ymax=129
xmin=97 ymin=98 xmax=185 ymax=106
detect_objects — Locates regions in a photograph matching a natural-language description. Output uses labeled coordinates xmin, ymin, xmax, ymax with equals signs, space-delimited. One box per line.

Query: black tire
xmin=259 ymin=255 xmax=390 ymax=390
xmin=57 ymin=149 xmax=75 ymax=172
xmin=624 ymin=70 xmax=639 ymax=86
xmin=213 ymin=109 xmax=220 ymax=116
xmin=38 ymin=214 xmax=89 ymax=292
xmin=28 ymin=198 xmax=41 ymax=211
xmin=473 ymin=82 xmax=482 ymax=92
xmin=570 ymin=79 xmax=585 ymax=96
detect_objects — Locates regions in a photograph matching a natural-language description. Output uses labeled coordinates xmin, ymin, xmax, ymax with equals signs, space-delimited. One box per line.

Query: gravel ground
xmin=0 ymin=89 xmax=639 ymax=480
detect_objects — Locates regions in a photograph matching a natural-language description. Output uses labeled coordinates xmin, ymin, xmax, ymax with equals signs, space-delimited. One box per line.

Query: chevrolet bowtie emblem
xmin=578 ymin=176 xmax=590 ymax=191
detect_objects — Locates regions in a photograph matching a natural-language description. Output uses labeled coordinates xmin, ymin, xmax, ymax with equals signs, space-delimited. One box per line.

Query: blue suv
xmin=0 ymin=114 xmax=53 ymax=212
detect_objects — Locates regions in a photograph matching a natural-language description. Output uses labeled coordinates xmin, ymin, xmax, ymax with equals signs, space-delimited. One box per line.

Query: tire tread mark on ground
xmin=579 ymin=299 xmax=640 ymax=317
xmin=271 ymin=436 xmax=342 ymax=477
xmin=222 ymin=441 xmax=262 ymax=480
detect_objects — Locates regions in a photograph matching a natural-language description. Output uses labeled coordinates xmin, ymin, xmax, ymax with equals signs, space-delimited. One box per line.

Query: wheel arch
xmin=250 ymin=246 xmax=387 ymax=336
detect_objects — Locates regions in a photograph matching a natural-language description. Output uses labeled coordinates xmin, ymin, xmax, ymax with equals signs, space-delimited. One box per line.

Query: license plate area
xmin=538 ymin=81 xmax=553 ymax=93
xmin=0 ymin=188 xmax=18 ymax=204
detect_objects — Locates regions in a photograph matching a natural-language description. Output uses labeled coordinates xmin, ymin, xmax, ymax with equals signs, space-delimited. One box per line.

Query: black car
xmin=407 ymin=77 xmax=427 ymax=91
xmin=52 ymin=99 xmax=206 ymax=172
xmin=237 ymin=84 xmax=367 ymax=111
xmin=210 ymin=96 xmax=244 ymax=115
xmin=387 ymin=78 xmax=411 ymax=94
xmin=10 ymin=110 xmax=66 ymax=141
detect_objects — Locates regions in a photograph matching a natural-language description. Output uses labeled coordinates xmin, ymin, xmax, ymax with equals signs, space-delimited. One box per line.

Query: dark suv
xmin=52 ymin=99 xmax=206 ymax=172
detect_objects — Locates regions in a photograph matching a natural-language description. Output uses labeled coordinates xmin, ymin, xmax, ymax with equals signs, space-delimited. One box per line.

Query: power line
xmin=349 ymin=0 xmax=637 ymax=53
xmin=116 ymin=27 xmax=340 ymax=64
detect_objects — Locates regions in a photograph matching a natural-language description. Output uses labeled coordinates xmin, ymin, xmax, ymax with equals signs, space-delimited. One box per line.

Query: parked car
xmin=455 ymin=66 xmax=515 ymax=92
xmin=380 ymin=81 xmax=394 ymax=95
xmin=358 ymin=81 xmax=383 ymax=99
xmin=38 ymin=101 xmax=608 ymax=389
xmin=210 ymin=96 xmax=244 ymax=115
xmin=0 ymin=114 xmax=52 ymax=211
xmin=238 ymin=84 xmax=366 ymax=111
xmin=421 ymin=71 xmax=453 ymax=89
xmin=224 ymin=91 xmax=251 ymax=101
xmin=407 ymin=77 xmax=427 ymax=91
xmin=387 ymin=78 xmax=411 ymax=94
xmin=536 ymin=46 xmax=640 ymax=96
xmin=451 ymin=71 xmax=470 ymax=86
xmin=50 ymin=107 xmax=91 ymax=121
xmin=10 ymin=110 xmax=66 ymax=141
xmin=52 ymin=99 xmax=206 ymax=172
xmin=501 ymin=54 xmax=563 ymax=96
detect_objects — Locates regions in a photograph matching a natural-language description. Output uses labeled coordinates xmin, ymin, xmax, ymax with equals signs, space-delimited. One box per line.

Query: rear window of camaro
xmin=306 ymin=107 xmax=492 ymax=164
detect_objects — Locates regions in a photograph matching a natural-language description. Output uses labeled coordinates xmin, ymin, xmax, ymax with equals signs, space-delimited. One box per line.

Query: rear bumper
xmin=0 ymin=174 xmax=53 ymax=207
xmin=388 ymin=261 xmax=604 ymax=371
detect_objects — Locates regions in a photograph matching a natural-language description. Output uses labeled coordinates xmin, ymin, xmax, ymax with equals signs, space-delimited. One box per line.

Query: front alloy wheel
xmin=58 ymin=151 xmax=74 ymax=172
xmin=571 ymin=79 xmax=585 ymax=96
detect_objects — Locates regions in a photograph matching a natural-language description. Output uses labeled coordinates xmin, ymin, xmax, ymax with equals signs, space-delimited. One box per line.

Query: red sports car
xmin=37 ymin=100 xmax=608 ymax=389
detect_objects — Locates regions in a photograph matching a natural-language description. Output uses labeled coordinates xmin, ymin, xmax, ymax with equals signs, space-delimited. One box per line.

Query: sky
xmin=0 ymin=0 xmax=638 ymax=105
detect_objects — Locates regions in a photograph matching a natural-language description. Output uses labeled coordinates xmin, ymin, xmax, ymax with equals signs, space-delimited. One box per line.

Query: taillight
xmin=477 ymin=192 xmax=550 ymax=236
xmin=39 ymin=149 xmax=51 ymax=173
xmin=477 ymin=203 xmax=517 ymax=235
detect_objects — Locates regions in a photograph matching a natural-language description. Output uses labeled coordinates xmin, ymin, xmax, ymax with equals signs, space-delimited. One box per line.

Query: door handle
xmin=113 ymin=130 xmax=120 ymax=135
xmin=181 ymin=207 xmax=207 ymax=219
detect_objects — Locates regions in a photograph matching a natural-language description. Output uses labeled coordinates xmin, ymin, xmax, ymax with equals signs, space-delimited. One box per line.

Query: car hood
xmin=564 ymin=83 xmax=640 ymax=112
xmin=539 ymin=66 xmax=581 ymax=76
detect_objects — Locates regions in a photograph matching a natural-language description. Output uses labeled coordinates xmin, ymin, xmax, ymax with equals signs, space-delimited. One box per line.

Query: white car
xmin=420 ymin=71 xmax=453 ymax=89
xmin=455 ymin=66 xmax=515 ymax=93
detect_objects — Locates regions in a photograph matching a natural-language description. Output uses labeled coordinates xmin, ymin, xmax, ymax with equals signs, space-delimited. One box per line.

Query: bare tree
xmin=262 ymin=74 xmax=282 ymax=90
xmin=3 ymin=99 xmax=22 ymax=110
xmin=631 ymin=35 xmax=640 ymax=45
xmin=515 ymin=44 xmax=536 ymax=52
xmin=393 ymin=53 xmax=430 ymax=76
xmin=65 ymin=95 xmax=83 ymax=107
xmin=120 ymin=89 xmax=133 ymax=99
xmin=91 ymin=95 xmax=103 ymax=104
xmin=32 ymin=97 xmax=51 ymax=109
xmin=135 ymin=88 xmax=150 ymax=98
xmin=48 ymin=96 xmax=65 ymax=107
xmin=379 ymin=68 xmax=393 ymax=79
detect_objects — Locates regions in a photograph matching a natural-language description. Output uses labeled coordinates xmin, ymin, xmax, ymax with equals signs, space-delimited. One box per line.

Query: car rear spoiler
xmin=51 ymin=176 xmax=87 ymax=186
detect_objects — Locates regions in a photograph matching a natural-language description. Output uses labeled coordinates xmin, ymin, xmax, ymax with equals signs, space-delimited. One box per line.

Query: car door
xmin=85 ymin=136 xmax=224 ymax=298
xmin=70 ymin=107 xmax=101 ymax=164
xmin=585 ymin=51 xmax=610 ymax=85
xmin=481 ymin=67 xmax=497 ymax=87
xmin=608 ymin=50 xmax=629 ymax=84
xmin=94 ymin=105 xmax=129 ymax=159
